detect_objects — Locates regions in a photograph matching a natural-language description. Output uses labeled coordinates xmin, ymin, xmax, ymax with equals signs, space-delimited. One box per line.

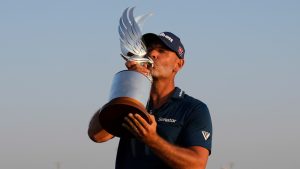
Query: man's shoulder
xmin=174 ymin=87 xmax=206 ymax=105
xmin=177 ymin=91 xmax=211 ymax=122
xmin=182 ymin=92 xmax=208 ymax=110
xmin=171 ymin=87 xmax=210 ymax=117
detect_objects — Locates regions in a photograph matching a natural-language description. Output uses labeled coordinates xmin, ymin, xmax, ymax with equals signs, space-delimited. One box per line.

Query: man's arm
xmin=88 ymin=110 xmax=114 ymax=142
xmin=123 ymin=113 xmax=209 ymax=169
xmin=148 ymin=136 xmax=209 ymax=169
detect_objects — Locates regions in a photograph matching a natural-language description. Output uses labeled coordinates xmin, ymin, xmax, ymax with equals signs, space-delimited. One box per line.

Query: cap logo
xmin=159 ymin=33 xmax=173 ymax=42
xmin=178 ymin=46 xmax=184 ymax=56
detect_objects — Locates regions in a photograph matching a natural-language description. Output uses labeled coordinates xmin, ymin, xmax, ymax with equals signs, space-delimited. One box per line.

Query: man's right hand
xmin=125 ymin=61 xmax=151 ymax=77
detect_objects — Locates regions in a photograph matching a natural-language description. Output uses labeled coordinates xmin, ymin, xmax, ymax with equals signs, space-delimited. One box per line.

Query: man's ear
xmin=174 ymin=59 xmax=185 ymax=72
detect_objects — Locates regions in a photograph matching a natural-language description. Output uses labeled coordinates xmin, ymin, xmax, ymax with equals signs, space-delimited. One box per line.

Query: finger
xmin=124 ymin=116 xmax=140 ymax=135
xmin=128 ymin=113 xmax=147 ymax=134
xmin=126 ymin=61 xmax=144 ymax=69
xmin=141 ymin=62 xmax=149 ymax=68
xmin=134 ymin=114 xmax=150 ymax=128
xmin=122 ymin=122 xmax=138 ymax=137
xmin=147 ymin=114 xmax=155 ymax=125
xmin=125 ymin=61 xmax=136 ymax=69
xmin=126 ymin=61 xmax=150 ymax=72
xmin=136 ymin=66 xmax=149 ymax=74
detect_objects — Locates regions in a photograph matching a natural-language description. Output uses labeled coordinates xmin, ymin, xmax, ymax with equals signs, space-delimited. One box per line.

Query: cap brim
xmin=142 ymin=33 xmax=162 ymax=47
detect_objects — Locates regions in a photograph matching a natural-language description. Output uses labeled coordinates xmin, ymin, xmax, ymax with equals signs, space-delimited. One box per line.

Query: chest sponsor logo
xmin=202 ymin=131 xmax=210 ymax=141
xmin=157 ymin=117 xmax=177 ymax=123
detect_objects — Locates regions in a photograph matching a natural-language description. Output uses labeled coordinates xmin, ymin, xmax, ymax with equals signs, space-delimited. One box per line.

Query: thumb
xmin=149 ymin=114 xmax=156 ymax=124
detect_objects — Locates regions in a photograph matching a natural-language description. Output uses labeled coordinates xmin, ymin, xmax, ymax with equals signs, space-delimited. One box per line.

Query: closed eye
xmin=158 ymin=48 xmax=167 ymax=53
xmin=147 ymin=46 xmax=169 ymax=54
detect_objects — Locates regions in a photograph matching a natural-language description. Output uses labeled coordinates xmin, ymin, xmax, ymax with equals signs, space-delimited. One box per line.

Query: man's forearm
xmin=146 ymin=135 xmax=208 ymax=169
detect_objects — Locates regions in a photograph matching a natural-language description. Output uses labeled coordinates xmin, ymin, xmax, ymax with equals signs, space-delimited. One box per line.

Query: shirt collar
xmin=171 ymin=87 xmax=185 ymax=99
xmin=146 ymin=87 xmax=185 ymax=113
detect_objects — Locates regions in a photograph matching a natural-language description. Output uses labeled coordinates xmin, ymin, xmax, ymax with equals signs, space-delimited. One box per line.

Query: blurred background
xmin=0 ymin=0 xmax=299 ymax=169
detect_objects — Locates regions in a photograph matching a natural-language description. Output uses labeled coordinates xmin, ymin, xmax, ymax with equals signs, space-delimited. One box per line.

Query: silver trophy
xmin=99 ymin=7 xmax=153 ymax=137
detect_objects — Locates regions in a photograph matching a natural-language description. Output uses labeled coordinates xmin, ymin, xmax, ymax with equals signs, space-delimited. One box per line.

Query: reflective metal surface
xmin=109 ymin=70 xmax=151 ymax=106
xmin=118 ymin=7 xmax=153 ymax=67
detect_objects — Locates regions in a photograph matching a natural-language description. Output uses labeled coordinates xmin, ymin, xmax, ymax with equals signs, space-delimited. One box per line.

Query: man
xmin=88 ymin=32 xmax=213 ymax=169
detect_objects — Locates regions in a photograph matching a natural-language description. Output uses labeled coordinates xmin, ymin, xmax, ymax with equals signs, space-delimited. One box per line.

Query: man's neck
xmin=150 ymin=79 xmax=175 ymax=109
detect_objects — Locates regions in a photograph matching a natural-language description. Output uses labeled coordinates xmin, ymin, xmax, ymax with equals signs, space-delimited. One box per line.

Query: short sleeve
xmin=180 ymin=103 xmax=213 ymax=154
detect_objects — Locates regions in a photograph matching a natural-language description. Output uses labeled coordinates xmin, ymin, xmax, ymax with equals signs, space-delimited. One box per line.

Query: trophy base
xmin=99 ymin=97 xmax=150 ymax=138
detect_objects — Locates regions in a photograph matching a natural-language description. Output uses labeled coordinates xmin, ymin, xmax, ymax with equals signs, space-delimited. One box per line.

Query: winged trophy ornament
xmin=118 ymin=7 xmax=154 ymax=67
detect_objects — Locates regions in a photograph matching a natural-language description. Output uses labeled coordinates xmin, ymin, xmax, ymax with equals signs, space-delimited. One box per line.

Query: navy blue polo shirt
xmin=115 ymin=87 xmax=212 ymax=169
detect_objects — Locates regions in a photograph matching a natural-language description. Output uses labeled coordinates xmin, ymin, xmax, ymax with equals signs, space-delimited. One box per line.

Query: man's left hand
xmin=122 ymin=113 xmax=158 ymax=144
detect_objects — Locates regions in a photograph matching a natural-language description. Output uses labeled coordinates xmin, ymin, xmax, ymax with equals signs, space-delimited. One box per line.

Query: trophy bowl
xmin=99 ymin=70 xmax=152 ymax=137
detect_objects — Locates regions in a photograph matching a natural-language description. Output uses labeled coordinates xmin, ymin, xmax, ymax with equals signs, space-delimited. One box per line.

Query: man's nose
xmin=148 ymin=50 xmax=158 ymax=59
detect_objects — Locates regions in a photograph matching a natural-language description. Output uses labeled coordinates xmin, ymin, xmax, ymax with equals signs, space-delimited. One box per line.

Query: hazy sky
xmin=1 ymin=0 xmax=299 ymax=169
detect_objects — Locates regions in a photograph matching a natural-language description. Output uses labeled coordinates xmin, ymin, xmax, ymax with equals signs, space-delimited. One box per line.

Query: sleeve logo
xmin=202 ymin=131 xmax=210 ymax=141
